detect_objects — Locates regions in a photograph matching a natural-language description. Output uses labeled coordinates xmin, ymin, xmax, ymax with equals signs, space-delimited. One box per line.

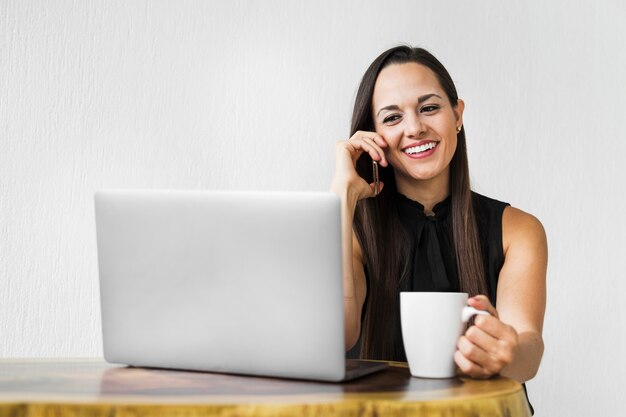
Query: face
xmin=372 ymin=62 xmax=464 ymax=195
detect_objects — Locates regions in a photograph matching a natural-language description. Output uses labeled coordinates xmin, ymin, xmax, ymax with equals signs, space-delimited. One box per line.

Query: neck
xmin=395 ymin=172 xmax=450 ymax=215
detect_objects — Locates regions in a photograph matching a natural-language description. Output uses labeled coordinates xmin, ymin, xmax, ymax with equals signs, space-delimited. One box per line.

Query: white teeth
xmin=405 ymin=142 xmax=437 ymax=155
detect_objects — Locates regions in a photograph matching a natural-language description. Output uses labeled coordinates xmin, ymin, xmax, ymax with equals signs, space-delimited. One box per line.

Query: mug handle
xmin=461 ymin=306 xmax=490 ymax=323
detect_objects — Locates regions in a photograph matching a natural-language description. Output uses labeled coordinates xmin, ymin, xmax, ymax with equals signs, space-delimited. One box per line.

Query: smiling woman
xmin=330 ymin=45 xmax=547 ymax=414
xmin=372 ymin=63 xmax=462 ymax=204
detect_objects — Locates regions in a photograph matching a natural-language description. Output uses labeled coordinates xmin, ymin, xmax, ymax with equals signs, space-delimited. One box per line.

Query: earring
xmin=456 ymin=125 xmax=462 ymax=133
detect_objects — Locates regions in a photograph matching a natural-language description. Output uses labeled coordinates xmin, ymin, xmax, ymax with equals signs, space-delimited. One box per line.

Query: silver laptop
xmin=95 ymin=190 xmax=387 ymax=381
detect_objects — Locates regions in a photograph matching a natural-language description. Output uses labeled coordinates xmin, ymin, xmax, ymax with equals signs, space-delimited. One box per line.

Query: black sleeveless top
xmin=347 ymin=191 xmax=534 ymax=414
xmin=348 ymin=191 xmax=509 ymax=359
xmin=391 ymin=191 xmax=508 ymax=357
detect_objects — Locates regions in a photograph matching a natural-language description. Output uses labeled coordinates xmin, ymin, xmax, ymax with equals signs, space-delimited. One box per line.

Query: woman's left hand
xmin=454 ymin=295 xmax=519 ymax=378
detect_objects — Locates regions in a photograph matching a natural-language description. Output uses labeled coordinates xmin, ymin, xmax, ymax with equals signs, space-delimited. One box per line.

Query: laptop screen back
xmin=95 ymin=190 xmax=345 ymax=381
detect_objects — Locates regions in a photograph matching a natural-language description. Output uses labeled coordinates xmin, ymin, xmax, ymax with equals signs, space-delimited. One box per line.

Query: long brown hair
xmin=352 ymin=45 xmax=487 ymax=360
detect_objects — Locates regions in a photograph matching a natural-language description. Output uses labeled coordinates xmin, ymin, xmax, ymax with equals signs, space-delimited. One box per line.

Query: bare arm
xmin=335 ymin=186 xmax=367 ymax=350
xmin=330 ymin=133 xmax=388 ymax=350
xmin=497 ymin=207 xmax=547 ymax=381
xmin=455 ymin=207 xmax=547 ymax=383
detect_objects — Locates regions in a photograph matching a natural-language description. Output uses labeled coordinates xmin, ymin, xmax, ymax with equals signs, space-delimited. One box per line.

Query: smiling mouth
xmin=404 ymin=142 xmax=438 ymax=155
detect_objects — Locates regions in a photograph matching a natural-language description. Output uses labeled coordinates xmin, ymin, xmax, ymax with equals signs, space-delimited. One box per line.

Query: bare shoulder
xmin=502 ymin=206 xmax=547 ymax=256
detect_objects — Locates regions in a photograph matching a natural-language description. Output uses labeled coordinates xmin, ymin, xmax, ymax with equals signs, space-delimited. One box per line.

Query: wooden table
xmin=0 ymin=359 xmax=531 ymax=417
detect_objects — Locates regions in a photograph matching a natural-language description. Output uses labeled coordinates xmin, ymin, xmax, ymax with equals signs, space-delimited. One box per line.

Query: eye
xmin=383 ymin=114 xmax=401 ymax=124
xmin=421 ymin=105 xmax=439 ymax=113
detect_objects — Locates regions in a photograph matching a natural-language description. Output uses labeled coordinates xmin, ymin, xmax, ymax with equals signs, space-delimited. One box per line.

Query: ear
xmin=454 ymin=99 xmax=465 ymax=128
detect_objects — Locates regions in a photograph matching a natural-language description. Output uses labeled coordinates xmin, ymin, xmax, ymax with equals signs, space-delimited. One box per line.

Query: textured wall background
xmin=1 ymin=1 xmax=625 ymax=415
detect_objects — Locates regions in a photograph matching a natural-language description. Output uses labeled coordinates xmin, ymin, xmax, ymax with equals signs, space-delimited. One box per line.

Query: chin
xmin=408 ymin=167 xmax=441 ymax=180
xmin=393 ymin=160 xmax=447 ymax=183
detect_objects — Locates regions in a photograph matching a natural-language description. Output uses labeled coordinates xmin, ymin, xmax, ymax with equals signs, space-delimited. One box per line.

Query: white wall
xmin=1 ymin=0 xmax=625 ymax=415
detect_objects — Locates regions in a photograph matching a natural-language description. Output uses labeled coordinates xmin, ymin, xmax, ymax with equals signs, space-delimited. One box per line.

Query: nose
xmin=404 ymin=112 xmax=426 ymax=138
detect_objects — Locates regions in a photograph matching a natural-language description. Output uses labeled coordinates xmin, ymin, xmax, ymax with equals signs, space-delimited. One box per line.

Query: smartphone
xmin=372 ymin=160 xmax=380 ymax=196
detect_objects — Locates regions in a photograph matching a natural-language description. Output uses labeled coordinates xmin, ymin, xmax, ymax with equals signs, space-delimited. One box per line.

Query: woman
xmin=331 ymin=46 xmax=547 ymax=385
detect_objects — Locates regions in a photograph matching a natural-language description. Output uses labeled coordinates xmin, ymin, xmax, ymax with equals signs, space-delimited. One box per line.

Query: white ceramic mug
xmin=400 ymin=292 xmax=490 ymax=378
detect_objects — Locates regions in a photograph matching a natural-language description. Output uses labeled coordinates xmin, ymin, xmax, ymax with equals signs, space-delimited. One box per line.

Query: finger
xmin=468 ymin=294 xmax=492 ymax=310
xmin=466 ymin=317 xmax=519 ymax=365
xmin=349 ymin=130 xmax=376 ymax=147
xmin=464 ymin=323 xmax=499 ymax=353
xmin=464 ymin=325 xmax=511 ymax=371
xmin=349 ymin=132 xmax=388 ymax=167
xmin=468 ymin=295 xmax=498 ymax=318
xmin=368 ymin=181 xmax=384 ymax=197
xmin=370 ymin=134 xmax=389 ymax=167
xmin=353 ymin=130 xmax=387 ymax=146
xmin=335 ymin=141 xmax=365 ymax=173
xmin=472 ymin=319 xmax=518 ymax=364
xmin=357 ymin=136 xmax=388 ymax=167
xmin=457 ymin=335 xmax=492 ymax=370
xmin=473 ymin=315 xmax=514 ymax=340
xmin=454 ymin=350 xmax=491 ymax=379
xmin=345 ymin=137 xmax=373 ymax=164
xmin=371 ymin=133 xmax=388 ymax=148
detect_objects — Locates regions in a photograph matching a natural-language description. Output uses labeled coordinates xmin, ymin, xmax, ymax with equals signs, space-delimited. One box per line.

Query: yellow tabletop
xmin=0 ymin=359 xmax=531 ymax=417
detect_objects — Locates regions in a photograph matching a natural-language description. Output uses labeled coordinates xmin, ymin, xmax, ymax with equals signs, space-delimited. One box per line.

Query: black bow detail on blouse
xmin=396 ymin=193 xmax=458 ymax=292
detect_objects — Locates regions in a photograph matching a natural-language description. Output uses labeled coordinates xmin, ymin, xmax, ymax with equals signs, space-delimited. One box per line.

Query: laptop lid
xmin=95 ymin=190 xmax=347 ymax=381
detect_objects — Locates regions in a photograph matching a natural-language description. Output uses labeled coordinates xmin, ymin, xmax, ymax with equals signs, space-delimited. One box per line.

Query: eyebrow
xmin=376 ymin=93 xmax=443 ymax=117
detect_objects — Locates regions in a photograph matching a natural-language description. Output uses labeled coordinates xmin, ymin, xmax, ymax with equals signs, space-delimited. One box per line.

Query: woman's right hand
xmin=331 ymin=131 xmax=387 ymax=350
xmin=331 ymin=131 xmax=389 ymax=202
